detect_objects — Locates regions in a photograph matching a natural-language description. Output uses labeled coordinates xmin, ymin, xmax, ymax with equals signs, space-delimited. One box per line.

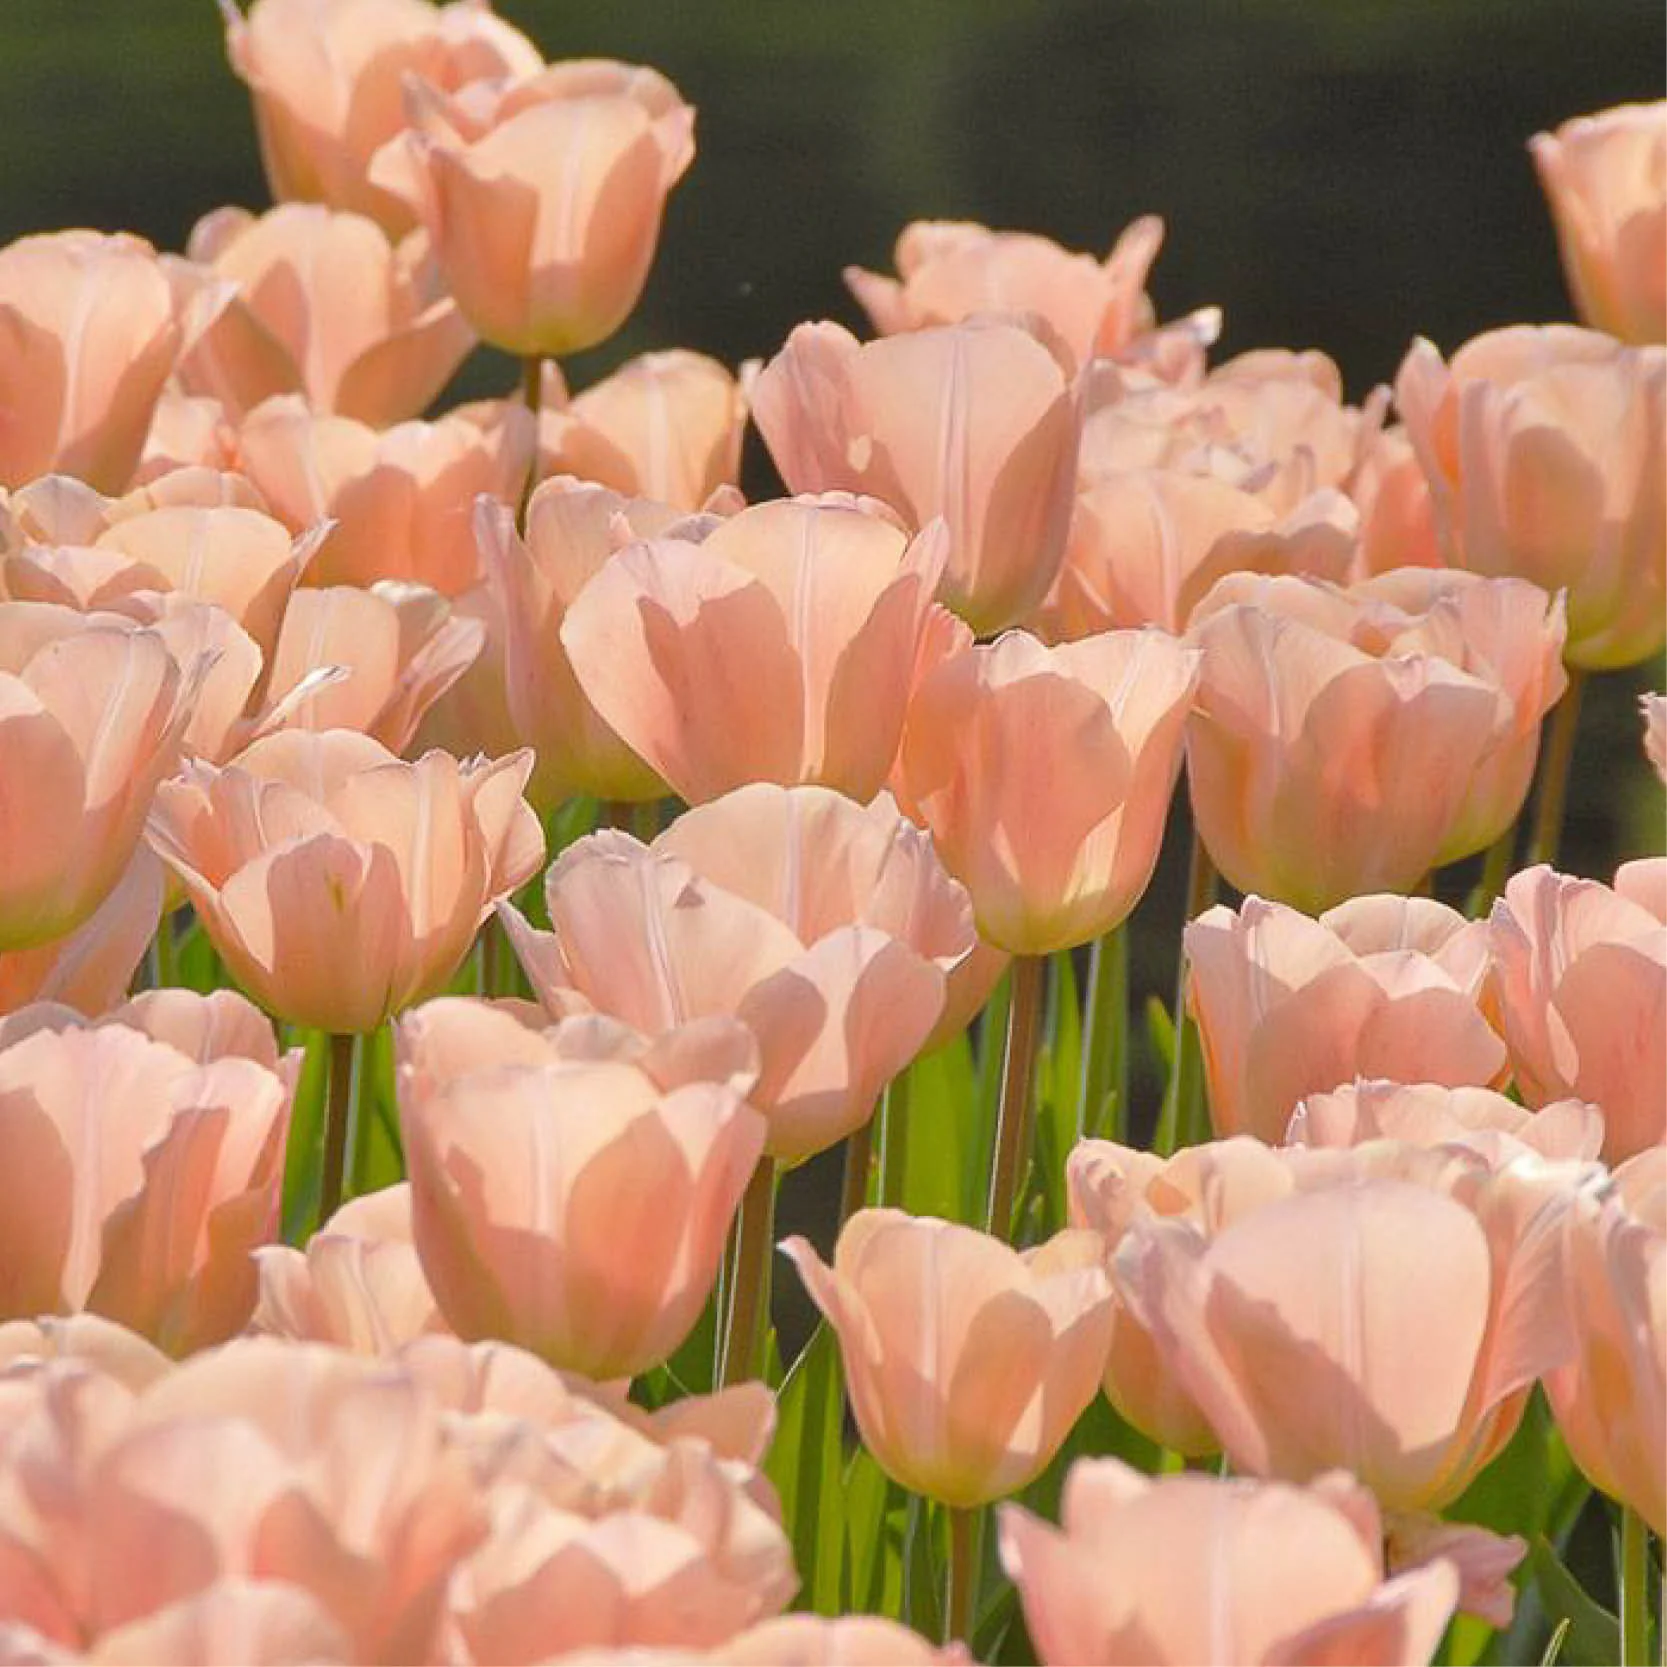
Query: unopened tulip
xmin=398 ymin=1000 xmax=765 ymax=1375
xmin=563 ymin=494 xmax=949 ymax=804
xmin=898 ymin=627 xmax=1197 ymax=954
xmin=1488 ymin=859 xmax=1667 ymax=1163
xmin=220 ymin=0 xmax=542 ymax=234
xmin=783 ymin=1211 xmax=1114 ymax=1507
xmin=238 ymin=393 xmax=534 ymax=595
xmin=0 ymin=1011 xmax=293 ymax=1353
xmin=1643 ymin=692 xmax=1666 ymax=781
xmin=0 ymin=603 xmax=204 ymax=948
xmin=1185 ymin=893 xmax=1506 ymax=1143
xmin=540 ymin=349 xmax=747 ymax=510
xmin=1396 ymin=324 xmax=1665 ymax=668
xmin=175 ymin=202 xmax=474 ymax=424
xmin=146 ymin=729 xmax=543 ymax=1032
xmin=0 ymin=232 xmax=184 ymax=493
xmin=376 ymin=60 xmax=696 ymax=356
xmin=751 ymin=316 xmax=1081 ymax=632
xmin=998 ymin=1458 xmax=1459 ymax=1666
xmin=1544 ymin=1151 xmax=1666 ymax=1533
xmin=503 ymin=785 xmax=976 ymax=1162
xmin=1530 ymin=101 xmax=1666 ymax=343
xmin=1185 ymin=572 xmax=1561 ymax=909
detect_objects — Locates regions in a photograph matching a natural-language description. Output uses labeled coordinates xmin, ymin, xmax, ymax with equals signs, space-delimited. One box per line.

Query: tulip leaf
xmin=278 ymin=1027 xmax=330 ymax=1244
xmin=1033 ymin=949 xmax=1082 ymax=1235
xmin=168 ymin=908 xmax=223 ymax=994
xmin=765 ymin=1320 xmax=846 ymax=1615
xmin=843 ymin=1447 xmax=899 ymax=1615
xmin=900 ymin=1034 xmax=980 ymax=1224
xmin=901 ymin=1491 xmax=943 ymax=1641
xmin=660 ymin=1287 xmax=720 ymax=1398
xmin=1527 ymin=1536 xmax=1621 ymax=1667
xmin=1144 ymin=993 xmax=1176 ymax=1075
xmin=1452 ymin=1390 xmax=1578 ymax=1541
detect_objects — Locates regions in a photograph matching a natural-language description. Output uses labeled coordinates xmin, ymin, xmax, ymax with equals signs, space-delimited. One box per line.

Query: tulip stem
xmin=945 ymin=1504 xmax=979 ymax=1645
xmin=878 ymin=1065 xmax=911 ymax=1207
xmin=318 ymin=1031 xmax=357 ymax=1227
xmin=839 ymin=1117 xmax=875 ymax=1227
xmin=1619 ymin=1504 xmax=1651 ymax=1666
xmin=1155 ymin=830 xmax=1217 ymax=1155
xmin=1079 ymin=923 xmax=1128 ymax=1144
xmin=986 ymin=953 xmax=1046 ymax=1241
xmin=1529 ymin=668 xmax=1586 ymax=868
xmin=1467 ymin=821 xmax=1517 ymax=919
xmin=720 ymin=1158 xmax=777 ymax=1386
xmin=516 ymin=353 xmax=547 ymax=531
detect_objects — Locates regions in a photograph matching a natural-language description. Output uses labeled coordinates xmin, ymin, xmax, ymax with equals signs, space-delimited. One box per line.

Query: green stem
xmin=1467 ymin=819 xmax=1518 ymax=919
xmin=631 ymin=797 xmax=662 ymax=842
xmin=878 ymin=1066 xmax=911 ymax=1208
xmin=153 ymin=906 xmax=179 ymax=989
xmin=945 ymin=1504 xmax=979 ymax=1646
xmin=1155 ymin=830 xmax=1217 ymax=1155
xmin=839 ymin=1116 xmax=875 ymax=1228
xmin=318 ymin=1031 xmax=357 ymax=1227
xmin=517 ymin=353 xmax=547 ymax=532
xmin=1078 ymin=923 xmax=1128 ymax=1144
xmin=1529 ymin=668 xmax=1587 ymax=869
xmin=1620 ymin=1504 xmax=1651 ymax=1666
xmin=986 ymin=954 xmax=1046 ymax=1241
xmin=719 ymin=1158 xmax=777 ymax=1387
xmin=481 ymin=916 xmax=505 ymax=997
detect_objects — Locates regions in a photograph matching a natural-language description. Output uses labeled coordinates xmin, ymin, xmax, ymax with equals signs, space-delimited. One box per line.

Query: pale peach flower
xmin=135 ymin=389 xmax=241 ymax=481
xmin=408 ymin=579 xmax=523 ymax=762
xmin=562 ymin=494 xmax=948 ymax=805
xmin=724 ymin=1615 xmax=970 ymax=1664
xmin=220 ymin=0 xmax=542 ymax=235
xmin=1184 ymin=893 xmax=1507 ymax=1143
xmin=0 ymin=1314 xmax=172 ymax=1392
xmin=898 ymin=627 xmax=1197 ymax=954
xmin=1396 ymin=324 xmax=1665 ymax=668
xmin=539 ymin=350 xmax=747 ymax=510
xmin=1349 ymin=425 xmax=1443 ymax=576
xmin=375 ymin=60 xmax=696 ymax=355
xmin=147 ymin=729 xmax=543 ymax=1032
xmin=782 ymin=1211 xmax=1114 ymax=1508
xmin=174 ymin=202 xmax=474 ymax=424
xmin=0 ymin=232 xmax=186 ymax=493
xmin=503 ymin=785 xmax=976 ymax=1162
xmin=238 ymin=393 xmax=534 ymax=595
xmin=750 ymin=316 xmax=1081 ymax=633
xmin=1488 ymin=859 xmax=1667 ymax=1164
xmin=998 ymin=1458 xmax=1459 ymax=1666
xmin=1531 ymin=101 xmax=1667 ymax=343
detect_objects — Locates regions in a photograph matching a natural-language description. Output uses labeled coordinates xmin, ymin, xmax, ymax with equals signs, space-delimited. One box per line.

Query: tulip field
xmin=0 ymin=2 xmax=1662 ymax=1663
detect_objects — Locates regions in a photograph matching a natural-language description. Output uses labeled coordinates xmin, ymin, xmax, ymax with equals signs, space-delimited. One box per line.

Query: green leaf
xmin=901 ymin=1491 xmax=943 ymax=1642
xmin=900 ymin=1034 xmax=979 ymax=1224
xmin=1451 ymin=1390 xmax=1577 ymax=1541
xmin=170 ymin=911 xmax=223 ymax=995
xmin=764 ymin=1322 xmax=846 ymax=1615
xmin=279 ymin=1028 xmax=330 ymax=1243
xmin=1033 ymin=951 xmax=1081 ymax=1235
xmin=843 ymin=1448 xmax=898 ymax=1614
xmin=1528 ymin=1536 xmax=1621 ymax=1667
xmin=661 ymin=1285 xmax=720 ymax=1397
xmin=1144 ymin=993 xmax=1176 ymax=1076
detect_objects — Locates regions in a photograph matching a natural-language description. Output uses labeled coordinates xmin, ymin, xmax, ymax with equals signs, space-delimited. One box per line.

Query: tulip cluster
xmin=0 ymin=2 xmax=1659 ymax=1663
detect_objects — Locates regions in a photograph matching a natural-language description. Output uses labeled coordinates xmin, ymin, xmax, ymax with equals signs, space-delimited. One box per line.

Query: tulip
xmin=1487 ymin=859 xmax=1667 ymax=1164
xmin=998 ymin=1458 xmax=1459 ymax=1666
xmin=374 ymin=60 xmax=696 ymax=356
xmin=562 ymin=494 xmax=949 ymax=805
xmin=898 ymin=627 xmax=1197 ymax=955
xmin=0 ymin=1312 xmax=172 ymax=1390
xmin=782 ymin=1211 xmax=1115 ymax=1508
xmin=238 ymin=393 xmax=534 ymax=596
xmin=539 ymin=349 xmax=747 ymax=511
xmin=1396 ymin=324 xmax=1665 ymax=669
xmin=1349 ymin=424 xmax=1443 ymax=576
xmin=407 ymin=578 xmax=524 ymax=764
xmin=1530 ymin=101 xmax=1666 ymax=343
xmin=146 ymin=728 xmax=543 ymax=1033
xmin=502 ymin=784 xmax=976 ymax=1163
xmin=0 ymin=603 xmax=204 ymax=949
xmin=725 ymin=1615 xmax=970 ymax=1664
xmin=174 ymin=202 xmax=474 ymax=424
xmin=1184 ymin=892 xmax=1507 ymax=1143
xmin=220 ymin=0 xmax=542 ymax=235
xmin=0 ymin=231 xmax=184 ymax=493
xmin=0 ymin=1010 xmax=293 ymax=1353
xmin=750 ymin=316 xmax=1081 ymax=633
xmin=135 ymin=388 xmax=241 ymax=481
xmin=1643 ymin=691 xmax=1666 ymax=782
xmin=1184 ymin=572 xmax=1562 ymax=909
xmin=398 ymin=1001 xmax=766 ymax=1376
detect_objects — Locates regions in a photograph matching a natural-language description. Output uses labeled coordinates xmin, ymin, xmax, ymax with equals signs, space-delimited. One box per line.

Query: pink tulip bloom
xmin=147 ymin=729 xmax=543 ymax=1032
xmin=1531 ymin=101 xmax=1666 ymax=344
xmin=374 ymin=60 xmax=696 ymax=356
xmin=174 ymin=202 xmax=474 ymax=425
xmin=1488 ymin=859 xmax=1667 ymax=1164
xmin=0 ymin=1312 xmax=172 ymax=1391
xmin=238 ymin=393 xmax=534 ymax=596
xmin=0 ymin=603 xmax=206 ymax=949
xmin=725 ymin=1615 xmax=970 ymax=1664
xmin=1185 ymin=893 xmax=1507 ymax=1143
xmin=539 ymin=349 xmax=747 ymax=511
xmin=503 ymin=785 xmax=976 ymax=1162
xmin=1349 ymin=425 xmax=1443 ymax=576
xmin=751 ymin=316 xmax=1081 ymax=633
xmin=0 ymin=1009 xmax=294 ymax=1353
xmin=562 ymin=493 xmax=949 ymax=805
xmin=782 ymin=1211 xmax=1114 ymax=1508
xmin=220 ymin=0 xmax=542 ymax=235
xmin=1396 ymin=324 xmax=1665 ymax=669
xmin=999 ymin=1458 xmax=1459 ymax=1666
xmin=0 ymin=232 xmax=184 ymax=493
xmin=898 ymin=627 xmax=1198 ymax=954
xmin=407 ymin=578 xmax=524 ymax=763
xmin=397 ymin=1001 xmax=766 ymax=1376
xmin=135 ymin=389 xmax=241 ymax=481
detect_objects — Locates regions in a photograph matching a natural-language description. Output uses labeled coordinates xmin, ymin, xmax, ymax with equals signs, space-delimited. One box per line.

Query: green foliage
xmin=765 ymin=1322 xmax=848 ymax=1615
